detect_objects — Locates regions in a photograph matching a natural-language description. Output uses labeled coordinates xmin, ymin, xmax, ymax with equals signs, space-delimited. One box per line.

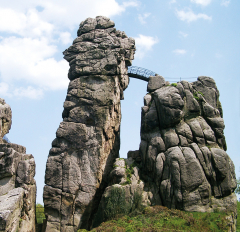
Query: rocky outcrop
xmin=136 ymin=76 xmax=237 ymax=226
xmin=43 ymin=16 xmax=135 ymax=231
xmin=95 ymin=76 xmax=237 ymax=230
xmin=0 ymin=99 xmax=36 ymax=232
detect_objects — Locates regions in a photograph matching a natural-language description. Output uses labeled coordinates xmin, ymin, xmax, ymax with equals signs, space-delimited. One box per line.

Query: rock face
xmin=0 ymin=99 xmax=36 ymax=232
xmin=0 ymin=99 xmax=12 ymax=143
xmin=137 ymin=77 xmax=237 ymax=214
xmin=95 ymin=76 xmax=237 ymax=230
xmin=43 ymin=16 xmax=135 ymax=231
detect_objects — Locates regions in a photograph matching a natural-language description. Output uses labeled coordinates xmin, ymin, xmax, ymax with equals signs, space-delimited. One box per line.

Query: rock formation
xmin=43 ymin=16 xmax=135 ymax=231
xmin=43 ymin=16 xmax=237 ymax=232
xmin=138 ymin=76 xmax=236 ymax=213
xmin=0 ymin=98 xmax=36 ymax=232
xmin=95 ymin=76 xmax=237 ymax=231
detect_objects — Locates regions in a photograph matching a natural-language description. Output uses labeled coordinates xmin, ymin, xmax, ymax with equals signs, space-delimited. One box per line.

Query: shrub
xmin=104 ymin=187 xmax=128 ymax=221
xmin=104 ymin=187 xmax=144 ymax=221
xmin=171 ymin=83 xmax=177 ymax=87
xmin=36 ymin=203 xmax=45 ymax=224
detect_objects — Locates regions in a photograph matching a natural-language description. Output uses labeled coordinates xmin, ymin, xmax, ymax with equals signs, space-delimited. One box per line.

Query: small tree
xmin=36 ymin=203 xmax=45 ymax=224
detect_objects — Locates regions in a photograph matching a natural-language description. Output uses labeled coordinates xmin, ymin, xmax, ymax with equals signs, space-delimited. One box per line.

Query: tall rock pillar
xmin=43 ymin=16 xmax=135 ymax=231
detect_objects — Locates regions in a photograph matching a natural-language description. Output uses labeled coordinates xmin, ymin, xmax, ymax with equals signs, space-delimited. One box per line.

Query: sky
xmin=0 ymin=0 xmax=239 ymax=204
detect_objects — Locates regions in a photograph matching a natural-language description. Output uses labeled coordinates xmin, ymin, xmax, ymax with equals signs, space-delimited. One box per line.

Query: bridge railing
xmin=128 ymin=66 xmax=156 ymax=78
xmin=128 ymin=66 xmax=197 ymax=83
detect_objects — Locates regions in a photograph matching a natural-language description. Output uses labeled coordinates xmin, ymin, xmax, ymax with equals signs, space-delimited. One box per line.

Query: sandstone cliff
xmin=98 ymin=76 xmax=237 ymax=231
xmin=0 ymin=98 xmax=36 ymax=232
xmin=43 ymin=16 xmax=135 ymax=231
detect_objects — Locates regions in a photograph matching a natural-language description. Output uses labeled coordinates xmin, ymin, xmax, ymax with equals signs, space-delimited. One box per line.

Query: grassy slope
xmin=78 ymin=205 xmax=234 ymax=232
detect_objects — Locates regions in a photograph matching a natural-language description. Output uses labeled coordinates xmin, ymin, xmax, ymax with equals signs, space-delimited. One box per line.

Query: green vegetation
xmin=122 ymin=161 xmax=135 ymax=185
xmin=36 ymin=203 xmax=45 ymax=224
xmin=193 ymin=92 xmax=199 ymax=101
xmin=171 ymin=83 xmax=177 ymax=87
xmin=104 ymin=187 xmax=128 ymax=221
xmin=193 ymin=91 xmax=204 ymax=101
xmin=79 ymin=205 xmax=232 ymax=232
xmin=103 ymin=187 xmax=143 ymax=222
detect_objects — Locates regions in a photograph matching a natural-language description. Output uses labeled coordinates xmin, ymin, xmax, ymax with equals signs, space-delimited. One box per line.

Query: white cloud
xmin=221 ymin=0 xmax=230 ymax=7
xmin=0 ymin=0 xmax=138 ymax=29
xmin=169 ymin=0 xmax=176 ymax=4
xmin=0 ymin=0 xmax=138 ymax=99
xmin=59 ymin=32 xmax=72 ymax=45
xmin=0 ymin=36 xmax=69 ymax=91
xmin=138 ymin=13 xmax=151 ymax=25
xmin=179 ymin=31 xmax=188 ymax=38
xmin=14 ymin=86 xmax=44 ymax=99
xmin=173 ymin=49 xmax=187 ymax=55
xmin=190 ymin=0 xmax=212 ymax=6
xmin=134 ymin=34 xmax=159 ymax=59
xmin=0 ymin=82 xmax=43 ymax=99
xmin=0 ymin=8 xmax=53 ymax=38
xmin=176 ymin=9 xmax=212 ymax=22
xmin=0 ymin=82 xmax=10 ymax=97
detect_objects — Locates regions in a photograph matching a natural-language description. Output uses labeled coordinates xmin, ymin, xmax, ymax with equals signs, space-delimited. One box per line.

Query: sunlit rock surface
xmin=43 ymin=16 xmax=135 ymax=231
xmin=0 ymin=99 xmax=36 ymax=232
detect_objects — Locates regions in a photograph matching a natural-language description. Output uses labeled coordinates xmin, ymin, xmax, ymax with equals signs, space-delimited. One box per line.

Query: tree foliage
xmin=36 ymin=203 xmax=45 ymax=224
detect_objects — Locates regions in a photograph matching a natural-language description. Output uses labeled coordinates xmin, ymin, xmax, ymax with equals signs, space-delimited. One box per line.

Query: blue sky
xmin=0 ymin=0 xmax=239 ymax=204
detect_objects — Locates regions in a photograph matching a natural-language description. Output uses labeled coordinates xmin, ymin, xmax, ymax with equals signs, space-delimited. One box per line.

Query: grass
xmin=79 ymin=205 xmax=233 ymax=232
xmin=171 ymin=83 xmax=177 ymax=87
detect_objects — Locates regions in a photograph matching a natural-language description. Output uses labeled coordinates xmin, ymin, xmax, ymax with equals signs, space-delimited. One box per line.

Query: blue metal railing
xmin=128 ymin=66 xmax=156 ymax=81
xmin=128 ymin=66 xmax=197 ymax=83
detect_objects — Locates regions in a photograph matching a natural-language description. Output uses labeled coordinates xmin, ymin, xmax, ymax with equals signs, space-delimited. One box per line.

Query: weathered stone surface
xmin=147 ymin=75 xmax=165 ymax=92
xmin=0 ymin=99 xmax=36 ymax=232
xmin=153 ymin=86 xmax=184 ymax=128
xmin=0 ymin=98 xmax=12 ymax=143
xmin=0 ymin=188 xmax=24 ymax=232
xmin=135 ymin=75 xmax=236 ymax=220
xmin=44 ymin=16 xmax=135 ymax=231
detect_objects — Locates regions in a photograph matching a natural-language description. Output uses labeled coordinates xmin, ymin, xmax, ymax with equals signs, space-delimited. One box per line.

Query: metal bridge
xmin=128 ymin=66 xmax=197 ymax=83
xmin=128 ymin=66 xmax=156 ymax=82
